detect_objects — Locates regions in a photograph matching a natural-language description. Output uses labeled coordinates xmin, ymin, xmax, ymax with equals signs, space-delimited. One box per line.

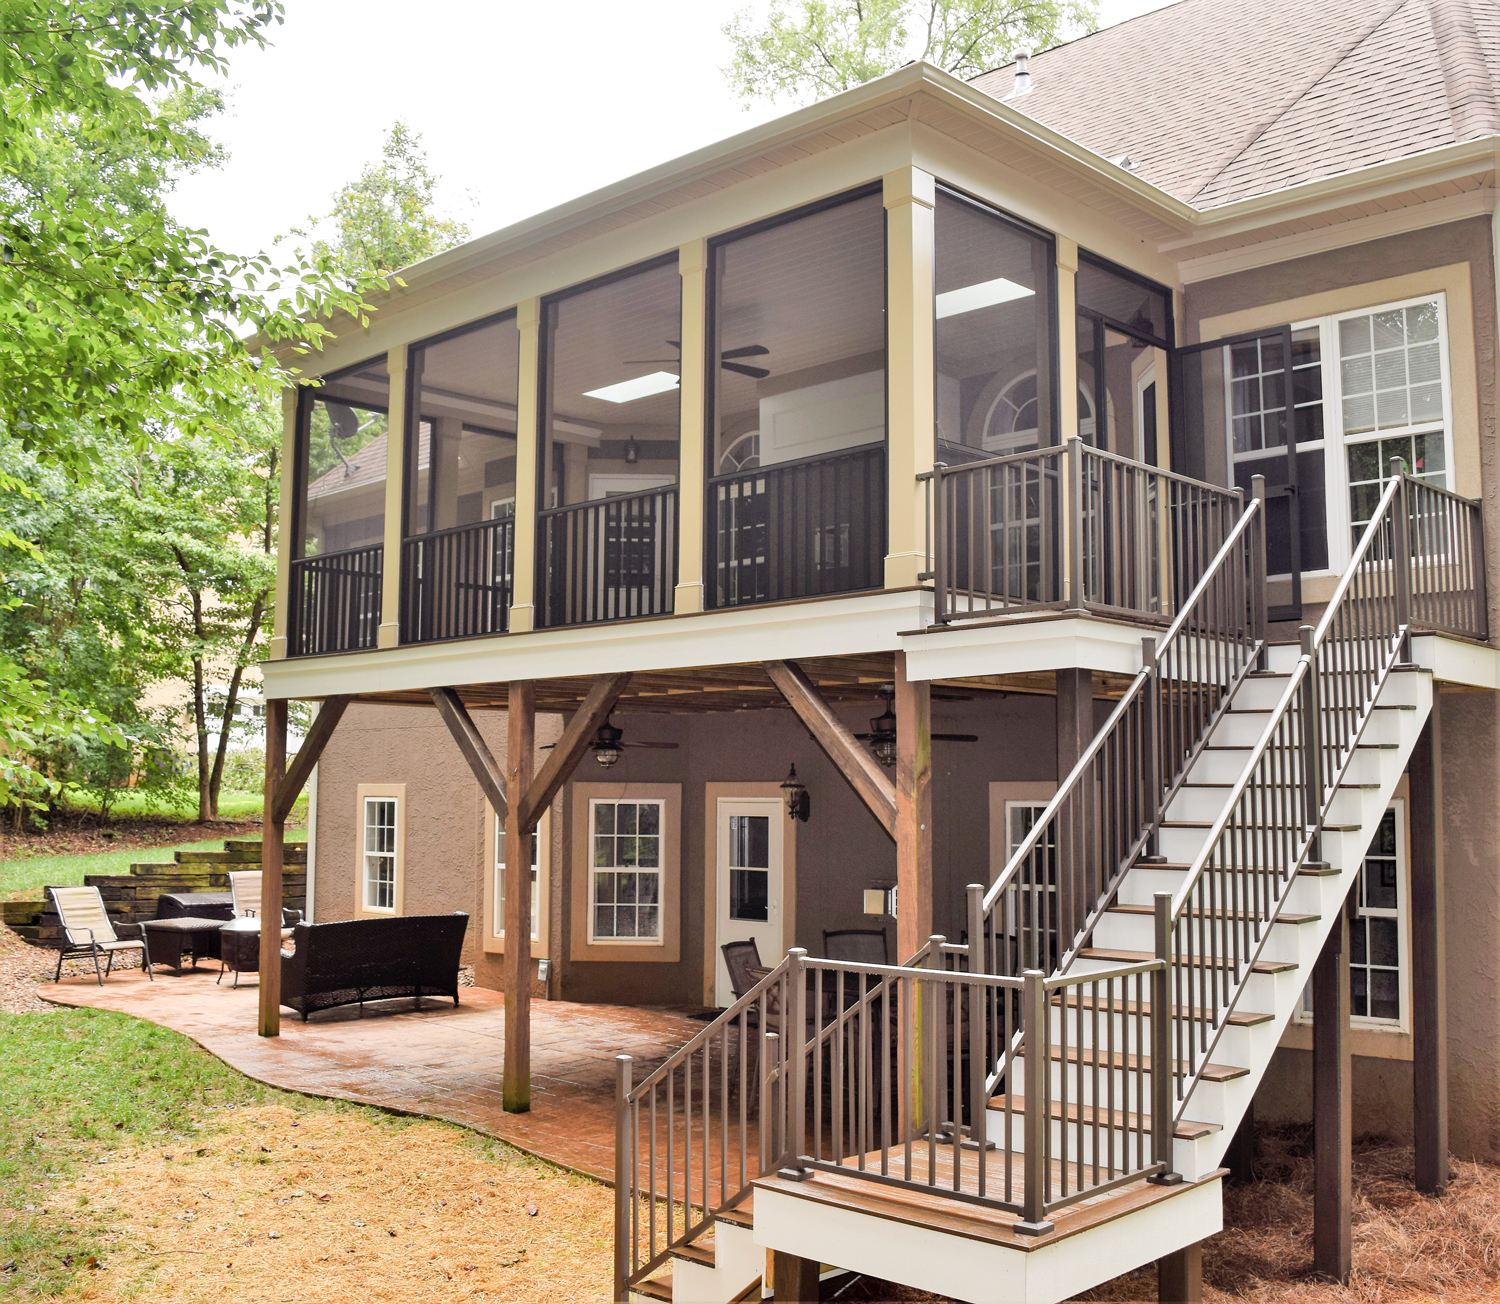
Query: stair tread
xmin=1035 ymin=1043 xmax=1247 ymax=1083
xmin=716 ymin=1200 xmax=755 ymax=1230
xmin=1054 ymin=992 xmax=1273 ymax=1026
xmin=1181 ymin=780 xmax=1378 ymax=791
xmin=988 ymin=1093 xmax=1221 ymax=1140
xmin=672 ymin=1232 xmax=715 ymax=1267
xmin=1078 ymin=947 xmax=1297 ymax=975
xmin=1205 ymin=740 xmax=1397 ymax=751
xmin=631 ymin=1271 xmax=673 ymax=1301
xmin=1110 ymin=903 xmax=1319 ymax=925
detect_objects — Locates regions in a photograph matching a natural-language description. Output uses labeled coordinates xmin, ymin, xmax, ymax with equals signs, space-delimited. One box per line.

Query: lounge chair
xmin=227 ymin=870 xmax=299 ymax=939
xmin=47 ymin=886 xmax=153 ymax=985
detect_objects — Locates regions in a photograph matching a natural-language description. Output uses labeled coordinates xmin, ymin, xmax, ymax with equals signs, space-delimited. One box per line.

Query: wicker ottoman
xmin=217 ymin=918 xmax=263 ymax=988
xmin=142 ymin=917 xmax=226 ymax=974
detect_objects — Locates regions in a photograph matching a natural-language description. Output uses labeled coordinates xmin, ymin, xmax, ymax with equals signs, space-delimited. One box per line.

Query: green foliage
xmin=304 ymin=120 xmax=471 ymax=280
xmin=723 ymin=0 xmax=1098 ymax=104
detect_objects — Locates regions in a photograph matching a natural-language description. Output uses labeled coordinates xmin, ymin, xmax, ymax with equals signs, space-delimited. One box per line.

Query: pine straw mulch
xmin=0 ymin=812 xmax=263 ymax=867
xmin=1072 ymin=1125 xmax=1500 ymax=1303
xmin=0 ymin=926 xmax=126 ymax=1016
xmin=32 ymin=1103 xmax=615 ymax=1303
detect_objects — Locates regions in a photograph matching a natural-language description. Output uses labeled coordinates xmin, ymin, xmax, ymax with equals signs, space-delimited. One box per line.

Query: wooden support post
xmin=1056 ymin=667 xmax=1093 ymax=780
xmin=258 ymin=699 xmax=288 ymax=1038
xmin=1313 ymin=905 xmax=1352 ymax=1285
xmin=1409 ymin=708 xmax=1448 ymax=1194
xmin=1157 ymin=1242 xmax=1203 ymax=1303
xmin=893 ymin=652 xmax=932 ymax=960
xmin=258 ymin=696 xmax=350 ymax=1037
xmin=503 ymin=681 xmax=536 ymax=1113
xmin=771 ymin=1250 xmax=821 ymax=1304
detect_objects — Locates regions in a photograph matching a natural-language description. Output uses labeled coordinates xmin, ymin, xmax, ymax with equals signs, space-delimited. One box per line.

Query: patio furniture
xmin=143 ymin=917 xmax=226 ymax=974
xmin=722 ymin=938 xmax=766 ymax=1002
xmin=156 ymin=890 xmax=234 ymax=922
xmin=821 ymin=928 xmax=889 ymax=966
xmin=217 ymin=917 xmax=264 ymax=988
xmin=151 ymin=892 xmax=235 ymax=967
xmin=47 ymin=886 xmax=153 ymax=986
xmin=279 ymin=913 xmax=468 ymax=1021
xmin=227 ymin=870 xmax=301 ymax=936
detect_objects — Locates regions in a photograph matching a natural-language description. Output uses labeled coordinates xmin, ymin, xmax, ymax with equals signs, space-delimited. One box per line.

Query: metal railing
xmin=1164 ymin=460 xmax=1481 ymax=1111
xmin=921 ymin=439 xmax=1242 ymax=625
xmin=708 ymin=443 xmax=885 ymax=608
xmin=1404 ymin=478 xmax=1488 ymax=640
xmin=539 ymin=486 xmax=677 ymax=628
xmin=968 ymin=486 xmax=1266 ymax=995
xmin=400 ymin=517 xmax=514 ymax=643
xmin=288 ymin=544 xmax=383 ymax=656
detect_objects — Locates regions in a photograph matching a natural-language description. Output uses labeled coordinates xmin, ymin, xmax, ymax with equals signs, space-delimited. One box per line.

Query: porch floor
xmin=36 ymin=969 xmax=700 ymax=1184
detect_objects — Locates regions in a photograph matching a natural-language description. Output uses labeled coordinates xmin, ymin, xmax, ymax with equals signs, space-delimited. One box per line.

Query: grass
xmin=0 ymin=820 xmax=307 ymax=901
xmin=56 ymin=790 xmax=299 ymax=823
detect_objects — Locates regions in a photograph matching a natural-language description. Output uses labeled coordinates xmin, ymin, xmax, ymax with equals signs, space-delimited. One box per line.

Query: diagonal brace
xmin=429 ymin=687 xmax=508 ymax=819
xmin=520 ymin=673 xmax=631 ymax=830
xmin=271 ymin=696 xmax=350 ymax=826
xmin=765 ymin=659 xmax=896 ymax=837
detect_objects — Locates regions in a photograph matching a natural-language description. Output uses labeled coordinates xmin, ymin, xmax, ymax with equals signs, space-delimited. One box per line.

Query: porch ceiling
xmin=340 ymin=654 xmax=1137 ymax=715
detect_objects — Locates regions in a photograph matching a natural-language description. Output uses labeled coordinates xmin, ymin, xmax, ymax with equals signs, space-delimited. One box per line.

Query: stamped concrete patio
xmin=37 ymin=968 xmax=700 ymax=1183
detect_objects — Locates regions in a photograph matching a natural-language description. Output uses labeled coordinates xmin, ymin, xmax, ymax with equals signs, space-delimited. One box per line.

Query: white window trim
xmin=484 ymin=807 xmax=549 ymax=953
xmin=586 ymin=796 xmax=668 ymax=947
xmin=1224 ymin=293 xmax=1453 ymax=582
xmin=354 ymin=783 xmax=405 ymax=918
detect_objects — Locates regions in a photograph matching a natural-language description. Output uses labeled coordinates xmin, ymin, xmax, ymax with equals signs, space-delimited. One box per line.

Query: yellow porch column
xmin=1056 ymin=236 xmax=1079 ymax=442
xmin=883 ymin=167 xmax=936 ymax=591
xmin=674 ymin=239 xmax=707 ymax=614
xmin=377 ymin=345 xmax=408 ymax=650
xmin=509 ymin=297 xmax=541 ymax=633
xmin=269 ymin=386 xmax=298 ymax=661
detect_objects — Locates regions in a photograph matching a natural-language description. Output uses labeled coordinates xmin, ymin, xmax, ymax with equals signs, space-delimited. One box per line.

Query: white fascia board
xmin=261 ymin=589 xmax=935 ymax=700
xmin=900 ymin=613 xmax=1149 ymax=682
xmin=1410 ymin=632 xmax=1500 ymax=689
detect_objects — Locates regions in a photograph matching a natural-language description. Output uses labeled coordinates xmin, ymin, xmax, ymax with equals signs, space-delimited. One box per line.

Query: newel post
xmin=1298 ymin=625 xmax=1326 ymax=868
xmin=1141 ymin=636 xmax=1166 ymax=864
xmin=778 ymin=949 xmax=810 ymax=1179
xmin=1391 ymin=456 xmax=1413 ymax=661
xmin=1149 ymin=892 xmax=1182 ymax=1184
xmin=613 ymin=1053 xmax=633 ymax=1303
xmin=1250 ymin=474 xmax=1268 ymax=667
xmin=1016 ymin=968 xmax=1055 ymax=1235
xmin=1066 ymin=437 xmax=1086 ymax=609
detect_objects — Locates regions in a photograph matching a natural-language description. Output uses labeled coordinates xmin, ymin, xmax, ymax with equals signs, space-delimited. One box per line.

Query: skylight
xmin=935 ymin=277 xmax=1035 ymax=319
xmin=584 ymin=371 xmax=680 ymax=403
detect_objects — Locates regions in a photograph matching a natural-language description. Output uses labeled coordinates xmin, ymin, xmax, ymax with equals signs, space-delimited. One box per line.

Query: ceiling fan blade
xmin=852 ymin=733 xmax=875 ymax=741
xmin=622 ymin=358 xmax=682 ymax=365
xmin=624 ymin=740 xmax=680 ymax=749
xmin=932 ymin=733 xmax=980 ymax=742
xmin=720 ymin=344 xmax=770 ymax=359
xmin=721 ymin=361 xmax=771 ymax=379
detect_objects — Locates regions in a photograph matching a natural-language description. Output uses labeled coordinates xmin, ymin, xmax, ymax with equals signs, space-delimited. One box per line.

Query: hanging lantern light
xmin=866 ymin=703 xmax=898 ymax=769
xmin=591 ymin=720 xmax=624 ymax=768
xmin=780 ymin=763 xmax=810 ymax=822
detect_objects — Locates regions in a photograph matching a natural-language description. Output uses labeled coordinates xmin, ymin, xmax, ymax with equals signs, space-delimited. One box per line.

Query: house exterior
xmin=259 ymin=3 xmax=1500 ymax=1300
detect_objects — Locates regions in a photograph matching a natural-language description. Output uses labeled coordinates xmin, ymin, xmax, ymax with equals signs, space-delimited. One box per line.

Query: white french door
xmin=713 ymin=798 xmax=784 ymax=1008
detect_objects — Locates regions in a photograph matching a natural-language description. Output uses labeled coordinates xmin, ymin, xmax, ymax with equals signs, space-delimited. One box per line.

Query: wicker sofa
xmin=278 ymin=913 xmax=468 ymax=1021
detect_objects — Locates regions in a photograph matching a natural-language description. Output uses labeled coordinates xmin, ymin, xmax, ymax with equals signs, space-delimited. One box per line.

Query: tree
xmin=723 ymin=0 xmax=1098 ymax=105
xmin=303 ymin=120 xmax=470 ymax=280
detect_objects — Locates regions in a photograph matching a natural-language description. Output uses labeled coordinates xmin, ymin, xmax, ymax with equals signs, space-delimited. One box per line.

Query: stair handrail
xmin=971 ymin=486 xmax=1265 ymax=1028
xmin=1162 ymin=465 xmax=1417 ymax=1115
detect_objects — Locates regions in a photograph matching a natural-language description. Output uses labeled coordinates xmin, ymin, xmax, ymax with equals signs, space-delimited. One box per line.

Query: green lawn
xmin=56 ymin=788 xmax=291 ymax=822
xmin=0 ymin=1008 xmax=359 ymax=1298
xmin=1 ymin=816 xmax=308 ymax=902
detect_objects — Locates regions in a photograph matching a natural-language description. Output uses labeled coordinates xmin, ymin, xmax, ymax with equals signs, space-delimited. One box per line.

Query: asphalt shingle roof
xmin=968 ymin=0 xmax=1500 ymax=209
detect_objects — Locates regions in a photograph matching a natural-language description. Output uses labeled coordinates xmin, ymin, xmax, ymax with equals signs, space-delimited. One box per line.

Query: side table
xmin=142 ymin=917 xmax=227 ymax=975
xmin=218 ymin=918 xmax=262 ymax=988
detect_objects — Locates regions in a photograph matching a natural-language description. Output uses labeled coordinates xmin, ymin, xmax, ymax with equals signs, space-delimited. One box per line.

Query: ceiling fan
xmin=854 ymin=685 xmax=979 ymax=769
xmin=625 ymin=340 xmax=772 ymax=380
xmin=541 ymin=716 xmax=680 ymax=768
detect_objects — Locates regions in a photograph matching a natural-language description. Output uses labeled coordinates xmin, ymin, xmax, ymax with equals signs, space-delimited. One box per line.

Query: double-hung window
xmin=589 ymin=798 xmax=663 ymax=942
xmin=495 ymin=816 xmax=541 ymax=943
xmin=363 ymin=796 xmax=398 ymax=912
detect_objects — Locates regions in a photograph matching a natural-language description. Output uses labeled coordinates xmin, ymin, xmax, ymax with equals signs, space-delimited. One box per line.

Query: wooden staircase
xmin=614 ymin=467 xmax=1481 ymax=1303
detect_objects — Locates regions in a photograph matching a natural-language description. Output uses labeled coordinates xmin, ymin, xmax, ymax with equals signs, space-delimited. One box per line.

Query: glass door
xmin=713 ymin=798 xmax=784 ymax=1007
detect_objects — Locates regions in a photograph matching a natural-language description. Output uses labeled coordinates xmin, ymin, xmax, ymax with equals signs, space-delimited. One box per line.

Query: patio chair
xmin=821 ymin=928 xmax=889 ymax=966
xmin=722 ymin=938 xmax=766 ymax=1002
xmin=47 ymin=886 xmax=153 ymax=986
xmin=227 ymin=871 xmax=299 ymax=939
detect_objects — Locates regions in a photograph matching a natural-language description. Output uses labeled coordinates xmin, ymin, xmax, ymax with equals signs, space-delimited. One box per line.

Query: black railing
xmin=400 ymin=518 xmax=514 ymax=644
xmin=289 ymin=545 xmax=382 ymax=656
xmin=539 ymin=486 xmax=677 ymax=628
xmin=709 ymin=444 xmax=886 ymax=608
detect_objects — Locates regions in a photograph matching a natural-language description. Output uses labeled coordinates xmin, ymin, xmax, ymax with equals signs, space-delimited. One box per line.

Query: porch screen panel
xmin=1074 ymin=255 xmax=1171 ymax=460
xmin=538 ymin=260 xmax=682 ymax=628
xmin=292 ymin=357 xmax=390 ymax=655
xmin=707 ymin=188 xmax=887 ymax=608
xmin=401 ymin=314 xmax=521 ymax=643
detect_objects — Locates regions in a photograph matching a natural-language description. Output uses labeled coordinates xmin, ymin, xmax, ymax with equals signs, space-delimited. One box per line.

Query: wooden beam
xmin=1157 ymin=1242 xmax=1203 ymax=1303
xmin=771 ymin=1251 xmax=821 ymax=1304
xmin=1056 ymin=667 xmax=1093 ymax=780
xmin=271 ymin=696 xmax=350 ymax=826
xmin=1313 ymin=906 xmax=1352 ymax=1284
xmin=429 ymin=687 xmax=508 ymax=819
xmin=894 ymin=652 xmax=932 ymax=960
xmin=258 ymin=699 xmax=288 ymax=1038
xmin=520 ymin=673 xmax=631 ymax=830
xmin=1409 ymin=708 xmax=1448 ymax=1194
xmin=503 ymin=681 xmax=536 ymax=1114
xmin=765 ymin=660 xmax=896 ymax=837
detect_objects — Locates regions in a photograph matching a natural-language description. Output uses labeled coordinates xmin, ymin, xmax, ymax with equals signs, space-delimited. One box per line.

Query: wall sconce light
xmin=624 ymin=435 xmax=640 ymax=464
xmin=780 ymin=764 xmax=810 ymax=822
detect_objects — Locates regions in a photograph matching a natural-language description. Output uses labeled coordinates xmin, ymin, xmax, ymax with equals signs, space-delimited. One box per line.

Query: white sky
xmin=168 ymin=0 xmax=1177 ymax=259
